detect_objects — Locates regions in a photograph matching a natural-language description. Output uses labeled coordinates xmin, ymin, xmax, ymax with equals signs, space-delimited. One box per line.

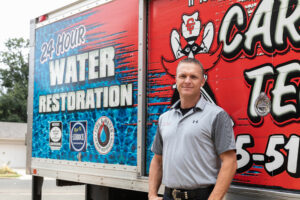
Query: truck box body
xmin=28 ymin=0 xmax=148 ymax=191
xmin=27 ymin=0 xmax=300 ymax=198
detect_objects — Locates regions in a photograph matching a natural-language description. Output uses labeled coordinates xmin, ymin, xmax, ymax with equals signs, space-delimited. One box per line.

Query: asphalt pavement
xmin=0 ymin=169 xmax=85 ymax=200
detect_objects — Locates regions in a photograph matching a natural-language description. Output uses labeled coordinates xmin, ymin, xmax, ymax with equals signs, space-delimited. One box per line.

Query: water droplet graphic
xmin=100 ymin=129 xmax=107 ymax=142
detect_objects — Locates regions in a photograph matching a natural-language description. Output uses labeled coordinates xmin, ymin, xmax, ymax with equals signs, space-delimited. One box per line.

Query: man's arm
xmin=148 ymin=154 xmax=163 ymax=200
xmin=208 ymin=150 xmax=237 ymax=200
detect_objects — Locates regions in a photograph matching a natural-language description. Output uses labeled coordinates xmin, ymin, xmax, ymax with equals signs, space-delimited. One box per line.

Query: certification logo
xmin=49 ymin=121 xmax=62 ymax=150
xmin=70 ymin=121 xmax=87 ymax=152
xmin=93 ymin=116 xmax=114 ymax=155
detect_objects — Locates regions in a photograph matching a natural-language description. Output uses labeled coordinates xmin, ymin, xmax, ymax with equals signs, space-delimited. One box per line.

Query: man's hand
xmin=148 ymin=195 xmax=163 ymax=200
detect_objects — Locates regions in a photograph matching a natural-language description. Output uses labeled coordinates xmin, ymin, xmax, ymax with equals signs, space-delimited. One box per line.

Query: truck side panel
xmin=30 ymin=0 xmax=140 ymax=176
xmin=146 ymin=0 xmax=300 ymax=192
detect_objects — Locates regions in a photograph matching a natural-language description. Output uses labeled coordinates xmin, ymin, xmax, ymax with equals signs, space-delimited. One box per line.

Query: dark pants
xmin=163 ymin=187 xmax=213 ymax=200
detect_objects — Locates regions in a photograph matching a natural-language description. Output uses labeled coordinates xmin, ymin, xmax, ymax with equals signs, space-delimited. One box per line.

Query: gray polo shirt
xmin=151 ymin=96 xmax=236 ymax=189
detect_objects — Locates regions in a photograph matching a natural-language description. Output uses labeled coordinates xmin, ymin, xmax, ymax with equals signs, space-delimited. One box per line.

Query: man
xmin=148 ymin=58 xmax=237 ymax=200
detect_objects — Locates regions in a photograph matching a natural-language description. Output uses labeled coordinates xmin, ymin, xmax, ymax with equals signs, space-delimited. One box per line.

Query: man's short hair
xmin=177 ymin=58 xmax=204 ymax=76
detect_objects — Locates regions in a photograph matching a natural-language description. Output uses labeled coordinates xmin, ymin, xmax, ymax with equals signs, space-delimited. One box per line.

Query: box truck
xmin=27 ymin=0 xmax=300 ymax=199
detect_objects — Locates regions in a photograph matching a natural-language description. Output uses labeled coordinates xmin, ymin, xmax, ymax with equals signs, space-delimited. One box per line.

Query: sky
xmin=0 ymin=0 xmax=78 ymax=50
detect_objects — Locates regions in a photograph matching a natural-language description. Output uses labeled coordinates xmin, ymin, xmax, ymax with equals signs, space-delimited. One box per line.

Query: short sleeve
xmin=151 ymin=124 xmax=163 ymax=155
xmin=212 ymin=110 xmax=236 ymax=155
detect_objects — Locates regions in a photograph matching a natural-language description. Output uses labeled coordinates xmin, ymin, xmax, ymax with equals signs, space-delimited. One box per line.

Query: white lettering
xmin=89 ymin=50 xmax=99 ymax=80
xmin=39 ymin=96 xmax=46 ymax=113
xmin=52 ymin=93 xmax=60 ymax=112
xmin=245 ymin=61 xmax=300 ymax=124
xmin=272 ymin=63 xmax=300 ymax=116
xmin=77 ymin=53 xmax=88 ymax=82
xmin=86 ymin=89 xmax=95 ymax=109
xmin=219 ymin=0 xmax=300 ymax=59
xmin=245 ymin=65 xmax=274 ymax=118
xmin=76 ymin=90 xmax=86 ymax=110
xmin=68 ymin=92 xmax=76 ymax=111
xmin=120 ymin=84 xmax=132 ymax=106
xmin=275 ymin=0 xmax=300 ymax=46
xmin=103 ymin=87 xmax=109 ymax=108
xmin=38 ymin=85 xmax=133 ymax=113
xmin=56 ymin=25 xmax=86 ymax=57
xmin=49 ymin=58 xmax=65 ymax=86
xmin=109 ymin=86 xmax=120 ymax=107
xmin=46 ymin=95 xmax=52 ymax=113
xmin=219 ymin=5 xmax=245 ymax=56
xmin=60 ymin=93 xmax=67 ymax=112
xmin=244 ymin=0 xmax=274 ymax=51
xmin=65 ymin=56 xmax=77 ymax=84
xmin=100 ymin=46 xmax=115 ymax=78
xmin=49 ymin=46 xmax=116 ymax=86
xmin=94 ymin=88 xmax=103 ymax=108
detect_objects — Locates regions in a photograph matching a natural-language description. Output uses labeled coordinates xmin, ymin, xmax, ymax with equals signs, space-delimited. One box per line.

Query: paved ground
xmin=0 ymin=169 xmax=85 ymax=200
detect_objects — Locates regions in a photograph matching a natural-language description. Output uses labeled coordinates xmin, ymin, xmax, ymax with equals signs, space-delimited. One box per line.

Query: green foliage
xmin=0 ymin=38 xmax=29 ymax=122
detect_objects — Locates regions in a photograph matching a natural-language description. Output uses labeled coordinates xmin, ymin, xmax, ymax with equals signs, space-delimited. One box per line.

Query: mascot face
xmin=162 ymin=10 xmax=220 ymax=77
xmin=181 ymin=12 xmax=201 ymax=43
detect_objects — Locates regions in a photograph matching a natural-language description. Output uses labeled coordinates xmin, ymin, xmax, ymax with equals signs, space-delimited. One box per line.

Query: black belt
xmin=164 ymin=185 xmax=214 ymax=200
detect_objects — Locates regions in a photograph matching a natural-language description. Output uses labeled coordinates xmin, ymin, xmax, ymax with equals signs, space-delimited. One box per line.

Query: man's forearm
xmin=209 ymin=150 xmax=237 ymax=200
xmin=148 ymin=155 xmax=163 ymax=199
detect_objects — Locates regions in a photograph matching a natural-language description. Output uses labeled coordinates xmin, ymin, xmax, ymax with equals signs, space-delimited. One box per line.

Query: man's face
xmin=176 ymin=62 xmax=205 ymax=99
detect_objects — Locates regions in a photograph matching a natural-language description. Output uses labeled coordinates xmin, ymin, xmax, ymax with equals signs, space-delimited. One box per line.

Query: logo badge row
xmin=49 ymin=116 xmax=115 ymax=155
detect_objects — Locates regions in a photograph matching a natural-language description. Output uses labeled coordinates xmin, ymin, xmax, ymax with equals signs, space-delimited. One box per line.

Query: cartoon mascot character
xmin=162 ymin=11 xmax=222 ymax=105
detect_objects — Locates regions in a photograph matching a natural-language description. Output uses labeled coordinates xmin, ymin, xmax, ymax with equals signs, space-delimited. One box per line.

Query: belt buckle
xmin=172 ymin=189 xmax=181 ymax=200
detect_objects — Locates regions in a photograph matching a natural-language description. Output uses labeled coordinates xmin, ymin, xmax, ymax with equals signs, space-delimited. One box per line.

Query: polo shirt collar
xmin=171 ymin=100 xmax=181 ymax=109
xmin=171 ymin=95 xmax=207 ymax=111
xmin=195 ymin=95 xmax=207 ymax=111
